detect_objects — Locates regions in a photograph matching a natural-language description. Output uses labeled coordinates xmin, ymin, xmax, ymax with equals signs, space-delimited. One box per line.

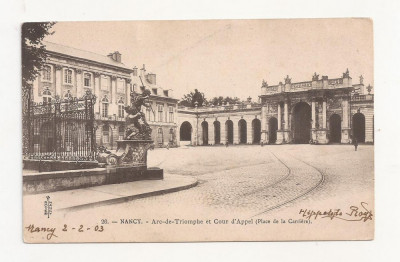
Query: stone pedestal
xmin=276 ymin=130 xmax=291 ymax=144
xmin=99 ymin=140 xmax=164 ymax=182
xmin=276 ymin=130 xmax=284 ymax=144
xmin=341 ymin=128 xmax=351 ymax=144
xmin=113 ymin=140 xmax=153 ymax=166
xmin=311 ymin=129 xmax=328 ymax=144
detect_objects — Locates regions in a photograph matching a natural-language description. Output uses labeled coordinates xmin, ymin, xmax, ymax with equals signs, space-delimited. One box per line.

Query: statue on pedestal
xmin=124 ymin=89 xmax=153 ymax=140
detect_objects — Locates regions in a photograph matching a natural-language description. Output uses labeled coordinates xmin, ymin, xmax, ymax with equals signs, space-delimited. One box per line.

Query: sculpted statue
xmin=124 ymin=89 xmax=152 ymax=140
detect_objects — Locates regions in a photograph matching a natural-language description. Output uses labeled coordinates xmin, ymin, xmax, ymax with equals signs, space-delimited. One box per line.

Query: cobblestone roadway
xmin=69 ymin=145 xmax=351 ymax=219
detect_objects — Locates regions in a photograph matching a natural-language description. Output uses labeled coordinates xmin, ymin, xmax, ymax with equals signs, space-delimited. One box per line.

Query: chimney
xmin=147 ymin=73 xmax=156 ymax=85
xmin=132 ymin=66 xmax=138 ymax=76
xmin=140 ymin=64 xmax=146 ymax=77
xmin=108 ymin=51 xmax=121 ymax=62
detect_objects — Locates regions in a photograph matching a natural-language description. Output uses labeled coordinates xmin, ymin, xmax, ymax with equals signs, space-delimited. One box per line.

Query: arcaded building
xmin=259 ymin=70 xmax=374 ymax=144
xmin=177 ymin=69 xmax=374 ymax=146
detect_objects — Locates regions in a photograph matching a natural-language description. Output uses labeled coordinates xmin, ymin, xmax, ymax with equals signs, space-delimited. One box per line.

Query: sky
xmin=44 ymin=19 xmax=373 ymax=101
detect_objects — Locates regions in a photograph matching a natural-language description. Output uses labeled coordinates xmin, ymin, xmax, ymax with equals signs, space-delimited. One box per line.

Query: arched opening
xmin=102 ymin=124 xmax=110 ymax=145
xmin=292 ymin=102 xmax=312 ymax=144
xmin=118 ymin=125 xmax=125 ymax=140
xmin=180 ymin=121 xmax=192 ymax=142
xmin=40 ymin=122 xmax=54 ymax=153
xmin=201 ymin=121 xmax=208 ymax=145
xmin=65 ymin=122 xmax=77 ymax=152
xmin=225 ymin=120 xmax=233 ymax=144
xmin=329 ymin=114 xmax=342 ymax=143
xmin=269 ymin=117 xmax=278 ymax=144
xmin=252 ymin=119 xmax=261 ymax=144
xmin=169 ymin=128 xmax=174 ymax=145
xmin=238 ymin=119 xmax=247 ymax=144
xmin=214 ymin=121 xmax=221 ymax=144
xmin=157 ymin=128 xmax=164 ymax=146
xmin=352 ymin=113 xmax=365 ymax=143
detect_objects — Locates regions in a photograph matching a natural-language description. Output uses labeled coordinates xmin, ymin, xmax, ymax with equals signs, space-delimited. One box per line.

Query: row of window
xmin=42 ymin=65 xmax=126 ymax=93
xmin=101 ymin=125 xmax=174 ymax=144
xmin=144 ymin=105 xmax=175 ymax=123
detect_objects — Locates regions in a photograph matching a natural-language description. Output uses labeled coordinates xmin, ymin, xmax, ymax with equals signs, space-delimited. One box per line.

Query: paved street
xmin=65 ymin=144 xmax=374 ymax=220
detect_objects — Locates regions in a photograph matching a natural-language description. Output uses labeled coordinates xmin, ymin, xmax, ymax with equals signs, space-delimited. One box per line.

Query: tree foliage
xmin=22 ymin=22 xmax=55 ymax=95
xmin=209 ymin=96 xmax=241 ymax=106
xmin=178 ymin=89 xmax=206 ymax=107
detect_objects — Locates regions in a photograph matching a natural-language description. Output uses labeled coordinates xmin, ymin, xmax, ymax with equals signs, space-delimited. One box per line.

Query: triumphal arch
xmin=259 ymin=69 xmax=374 ymax=144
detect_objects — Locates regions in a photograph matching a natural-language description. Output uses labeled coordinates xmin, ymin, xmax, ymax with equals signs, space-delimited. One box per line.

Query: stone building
xmin=178 ymin=99 xmax=262 ymax=146
xmin=130 ymin=65 xmax=179 ymax=147
xmin=177 ymin=69 xmax=374 ymax=146
xmin=31 ymin=42 xmax=178 ymax=150
xmin=260 ymin=69 xmax=374 ymax=144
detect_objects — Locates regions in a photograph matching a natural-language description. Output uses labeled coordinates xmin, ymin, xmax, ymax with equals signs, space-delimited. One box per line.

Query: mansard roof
xmin=43 ymin=41 xmax=132 ymax=71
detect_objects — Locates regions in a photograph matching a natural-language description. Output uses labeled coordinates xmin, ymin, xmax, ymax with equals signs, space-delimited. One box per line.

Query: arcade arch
xmin=238 ymin=119 xmax=247 ymax=144
xmin=352 ymin=113 xmax=365 ymax=143
xmin=292 ymin=102 xmax=311 ymax=144
xmin=252 ymin=119 xmax=261 ymax=144
xmin=329 ymin=114 xmax=342 ymax=143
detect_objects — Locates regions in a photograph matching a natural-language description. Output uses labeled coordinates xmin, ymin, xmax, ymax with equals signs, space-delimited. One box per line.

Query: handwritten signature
xmin=25 ymin=224 xmax=57 ymax=240
xmin=299 ymin=202 xmax=373 ymax=222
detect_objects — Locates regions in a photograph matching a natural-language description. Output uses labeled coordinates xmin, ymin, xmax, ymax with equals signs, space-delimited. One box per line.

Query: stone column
xmin=322 ymin=99 xmax=327 ymax=129
xmin=261 ymin=105 xmax=267 ymax=142
xmin=341 ymin=96 xmax=351 ymax=143
xmin=94 ymin=73 xmax=101 ymax=114
xmin=311 ymin=98 xmax=316 ymax=129
xmin=247 ymin=119 xmax=252 ymax=144
xmin=208 ymin=121 xmax=215 ymax=145
xmin=111 ymin=76 xmax=117 ymax=116
xmin=233 ymin=119 xmax=239 ymax=144
xmin=55 ymin=65 xmax=62 ymax=97
xmin=277 ymin=103 xmax=282 ymax=130
xmin=284 ymin=101 xmax=288 ymax=130
xmin=76 ymin=69 xmax=82 ymax=97
xmin=343 ymin=98 xmax=349 ymax=128
xmin=220 ymin=119 xmax=226 ymax=144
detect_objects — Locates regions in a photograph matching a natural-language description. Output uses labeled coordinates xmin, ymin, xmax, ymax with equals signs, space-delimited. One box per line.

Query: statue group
xmin=124 ymin=89 xmax=153 ymax=140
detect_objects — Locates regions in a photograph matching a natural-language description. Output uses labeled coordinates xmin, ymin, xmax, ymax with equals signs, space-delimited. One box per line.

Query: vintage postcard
xmin=22 ymin=19 xmax=374 ymax=242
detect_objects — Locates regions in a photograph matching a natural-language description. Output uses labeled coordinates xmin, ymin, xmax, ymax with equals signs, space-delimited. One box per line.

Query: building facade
xmin=131 ymin=65 xmax=179 ymax=147
xmin=31 ymin=42 xmax=178 ymax=151
xmin=178 ymin=99 xmax=262 ymax=146
xmin=177 ymin=69 xmax=374 ymax=146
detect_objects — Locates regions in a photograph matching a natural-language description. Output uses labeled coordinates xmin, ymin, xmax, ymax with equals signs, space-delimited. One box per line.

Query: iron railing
xmin=23 ymin=91 xmax=97 ymax=161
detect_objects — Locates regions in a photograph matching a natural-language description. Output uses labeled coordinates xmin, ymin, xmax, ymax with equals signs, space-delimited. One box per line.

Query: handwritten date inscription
xmin=25 ymin=224 xmax=105 ymax=240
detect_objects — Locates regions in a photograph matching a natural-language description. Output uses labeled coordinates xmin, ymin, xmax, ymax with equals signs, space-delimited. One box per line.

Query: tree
xmin=178 ymin=89 xmax=206 ymax=107
xmin=22 ymin=22 xmax=56 ymax=98
xmin=209 ymin=96 xmax=241 ymax=106
xmin=22 ymin=22 xmax=55 ymax=155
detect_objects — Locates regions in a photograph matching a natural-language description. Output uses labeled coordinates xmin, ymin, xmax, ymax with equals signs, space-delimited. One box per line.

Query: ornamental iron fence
xmin=23 ymin=91 xmax=97 ymax=161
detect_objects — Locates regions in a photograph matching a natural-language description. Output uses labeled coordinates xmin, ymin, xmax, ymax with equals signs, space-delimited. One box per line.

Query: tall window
xmin=102 ymin=125 xmax=110 ymax=143
xmin=118 ymin=125 xmax=125 ymax=140
xmin=146 ymin=107 xmax=152 ymax=122
xmin=42 ymin=89 xmax=52 ymax=104
xmin=42 ymin=65 xmax=52 ymax=82
xmin=118 ymin=98 xmax=125 ymax=118
xmin=102 ymin=97 xmax=109 ymax=117
xmin=157 ymin=128 xmax=163 ymax=145
xmin=101 ymin=76 xmax=109 ymax=91
xmin=64 ymin=69 xmax=73 ymax=84
xmin=157 ymin=104 xmax=164 ymax=122
xmin=117 ymin=79 xmax=125 ymax=93
xmin=84 ymin=73 xmax=91 ymax=87
xmin=168 ymin=106 xmax=174 ymax=123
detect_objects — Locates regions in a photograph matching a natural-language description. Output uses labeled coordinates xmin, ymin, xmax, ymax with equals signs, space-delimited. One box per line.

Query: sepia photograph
xmin=21 ymin=19 xmax=374 ymax=242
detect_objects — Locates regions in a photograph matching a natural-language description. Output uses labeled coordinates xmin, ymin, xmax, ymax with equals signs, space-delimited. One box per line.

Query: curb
xmin=58 ymin=178 xmax=199 ymax=212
